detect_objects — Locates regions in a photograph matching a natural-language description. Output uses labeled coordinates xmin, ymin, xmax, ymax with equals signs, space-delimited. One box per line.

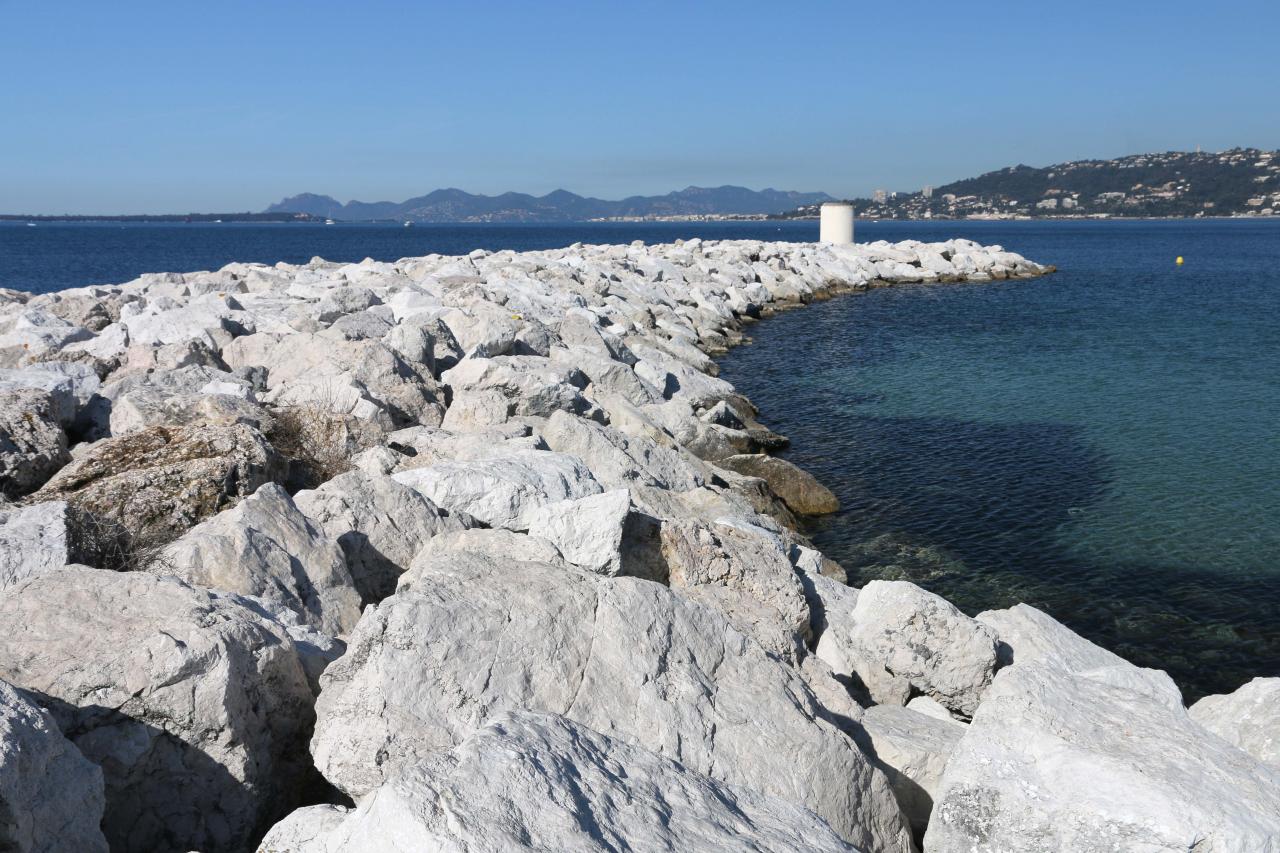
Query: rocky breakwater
xmin=0 ymin=237 xmax=1274 ymax=852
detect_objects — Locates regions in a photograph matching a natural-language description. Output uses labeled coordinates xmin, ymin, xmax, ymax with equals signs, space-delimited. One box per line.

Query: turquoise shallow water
xmin=717 ymin=219 xmax=1280 ymax=700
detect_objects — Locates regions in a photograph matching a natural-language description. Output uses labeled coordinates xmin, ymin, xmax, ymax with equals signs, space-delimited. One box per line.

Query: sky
xmin=2 ymin=0 xmax=1278 ymax=214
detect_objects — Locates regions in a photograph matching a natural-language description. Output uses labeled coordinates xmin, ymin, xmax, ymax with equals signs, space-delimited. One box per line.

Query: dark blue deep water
xmin=3 ymin=218 xmax=1277 ymax=698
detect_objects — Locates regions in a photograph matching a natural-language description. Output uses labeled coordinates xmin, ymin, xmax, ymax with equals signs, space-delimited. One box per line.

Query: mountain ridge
xmin=265 ymin=185 xmax=833 ymax=222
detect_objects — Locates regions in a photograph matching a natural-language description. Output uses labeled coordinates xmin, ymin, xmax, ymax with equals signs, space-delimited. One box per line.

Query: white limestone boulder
xmin=977 ymin=602 xmax=1182 ymax=707
xmin=539 ymin=408 xmax=706 ymax=491
xmin=658 ymin=517 xmax=811 ymax=661
xmin=224 ymin=332 xmax=444 ymax=428
xmin=0 ymin=309 xmax=93 ymax=363
xmin=0 ymin=501 xmax=108 ymax=591
xmin=266 ymin=711 xmax=857 ymax=853
xmin=32 ymin=421 xmax=286 ymax=542
xmin=857 ymin=704 xmax=966 ymax=840
xmin=0 ymin=362 xmax=101 ymax=428
xmin=315 ymin=287 xmax=381 ymax=323
xmin=0 ymin=569 xmax=318 ymax=853
xmin=644 ymin=399 xmax=753 ymax=461
xmin=925 ymin=660 xmax=1280 ymax=853
xmin=838 ymin=580 xmax=999 ymax=715
xmin=716 ymin=453 xmax=839 ymax=515
xmin=438 ymin=387 xmax=512 ymax=431
xmin=550 ymin=344 xmax=660 ymax=406
xmin=158 ymin=483 xmax=362 ymax=635
xmin=0 ymin=388 xmax=69 ymax=498
xmin=526 ymin=488 xmax=630 ymax=575
xmin=402 ymin=529 xmax=566 ymax=584
xmin=441 ymin=355 xmax=590 ymax=418
xmin=391 ymin=449 xmax=601 ymax=531
xmin=311 ymin=553 xmax=913 ymax=851
xmin=1189 ymin=677 xmax=1280 ymax=768
xmin=108 ymin=386 xmax=270 ymax=437
xmin=0 ymin=678 xmax=108 ymax=853
xmin=441 ymin=307 xmax=517 ymax=358
xmin=629 ymin=341 xmax=735 ymax=407
xmin=293 ymin=470 xmax=466 ymax=605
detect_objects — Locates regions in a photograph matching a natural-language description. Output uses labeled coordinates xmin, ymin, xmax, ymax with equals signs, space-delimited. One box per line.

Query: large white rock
xmin=0 ymin=678 xmax=108 ymax=853
xmin=925 ymin=660 xmax=1280 ymax=853
xmin=0 ymin=569 xmax=318 ymax=853
xmin=550 ymin=344 xmax=661 ymax=406
xmin=857 ymin=704 xmax=965 ymax=840
xmin=402 ymin=529 xmax=566 ymax=583
xmin=294 ymin=470 xmax=465 ymax=605
xmin=977 ymin=602 xmax=1182 ymax=707
xmin=1189 ymin=677 xmax=1280 ymax=768
xmin=158 ymin=483 xmax=362 ymax=635
xmin=0 ymin=389 xmax=69 ymax=499
xmin=311 ymin=553 xmax=913 ymax=851
xmin=265 ymin=711 xmax=858 ymax=853
xmin=224 ymin=332 xmax=443 ymax=427
xmin=32 ymin=421 xmax=286 ymax=542
xmin=526 ymin=488 xmax=630 ymax=575
xmin=441 ymin=355 xmax=589 ymax=418
xmin=539 ymin=408 xmax=706 ymax=491
xmin=438 ymin=387 xmax=512 ymax=431
xmin=841 ymin=580 xmax=999 ymax=715
xmin=0 ymin=309 xmax=92 ymax=361
xmin=658 ymin=517 xmax=811 ymax=661
xmin=0 ymin=362 xmax=101 ymax=427
xmin=0 ymin=501 xmax=99 ymax=591
xmin=391 ymin=449 xmax=602 ymax=531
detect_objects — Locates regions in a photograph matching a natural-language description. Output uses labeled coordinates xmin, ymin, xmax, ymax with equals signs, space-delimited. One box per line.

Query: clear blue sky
xmin=2 ymin=0 xmax=1278 ymax=213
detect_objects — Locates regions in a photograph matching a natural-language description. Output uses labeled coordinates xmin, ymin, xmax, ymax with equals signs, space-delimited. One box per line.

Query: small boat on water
xmin=325 ymin=219 xmax=336 ymax=225
xmin=404 ymin=220 xmax=413 ymax=227
xmin=26 ymin=222 xmax=36 ymax=227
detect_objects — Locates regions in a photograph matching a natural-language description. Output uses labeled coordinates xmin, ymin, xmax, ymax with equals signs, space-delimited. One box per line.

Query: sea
xmin=3 ymin=217 xmax=1277 ymax=699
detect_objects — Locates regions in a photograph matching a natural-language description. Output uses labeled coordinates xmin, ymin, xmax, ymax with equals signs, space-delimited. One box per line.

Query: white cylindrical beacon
xmin=819 ymin=201 xmax=854 ymax=245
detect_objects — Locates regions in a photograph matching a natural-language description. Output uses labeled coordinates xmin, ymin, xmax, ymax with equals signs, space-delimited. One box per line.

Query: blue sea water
xmin=718 ymin=219 xmax=1280 ymax=700
xmin=3 ymin=218 xmax=1277 ymax=698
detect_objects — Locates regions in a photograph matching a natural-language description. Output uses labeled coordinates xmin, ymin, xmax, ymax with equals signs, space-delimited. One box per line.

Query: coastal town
xmin=779 ymin=148 xmax=1280 ymax=220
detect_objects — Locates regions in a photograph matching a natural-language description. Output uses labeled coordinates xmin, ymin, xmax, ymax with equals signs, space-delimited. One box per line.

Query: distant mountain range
xmin=778 ymin=148 xmax=1280 ymax=220
xmin=264 ymin=186 xmax=833 ymax=223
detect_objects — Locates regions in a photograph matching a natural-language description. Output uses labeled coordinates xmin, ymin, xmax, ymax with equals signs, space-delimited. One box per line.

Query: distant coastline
xmin=0 ymin=212 xmax=322 ymax=224
xmin=5 ymin=212 xmax=1277 ymax=224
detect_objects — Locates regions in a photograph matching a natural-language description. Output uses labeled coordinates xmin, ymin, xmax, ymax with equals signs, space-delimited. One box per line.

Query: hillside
xmin=779 ymin=148 xmax=1280 ymax=220
xmin=266 ymin=186 xmax=832 ymax=223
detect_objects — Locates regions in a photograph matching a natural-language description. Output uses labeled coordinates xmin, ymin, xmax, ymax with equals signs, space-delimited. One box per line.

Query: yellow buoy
xmin=1176 ymin=256 xmax=1184 ymax=265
